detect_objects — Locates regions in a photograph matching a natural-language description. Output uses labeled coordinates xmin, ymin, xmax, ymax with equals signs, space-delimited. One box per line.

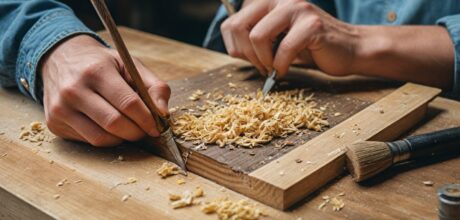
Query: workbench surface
xmin=1 ymin=27 xmax=459 ymax=219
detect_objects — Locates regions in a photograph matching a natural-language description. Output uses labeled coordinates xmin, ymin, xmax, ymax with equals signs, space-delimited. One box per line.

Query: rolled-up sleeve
xmin=437 ymin=14 xmax=460 ymax=98
xmin=0 ymin=0 xmax=104 ymax=103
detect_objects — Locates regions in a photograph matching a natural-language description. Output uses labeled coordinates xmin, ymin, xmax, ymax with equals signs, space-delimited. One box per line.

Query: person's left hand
xmin=221 ymin=0 xmax=362 ymax=78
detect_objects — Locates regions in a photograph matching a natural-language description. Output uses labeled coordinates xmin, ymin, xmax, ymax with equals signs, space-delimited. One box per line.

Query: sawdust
xmin=201 ymin=197 xmax=266 ymax=220
xmin=172 ymin=90 xmax=328 ymax=148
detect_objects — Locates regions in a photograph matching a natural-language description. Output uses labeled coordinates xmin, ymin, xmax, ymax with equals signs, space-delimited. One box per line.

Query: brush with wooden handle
xmin=90 ymin=0 xmax=187 ymax=172
xmin=345 ymin=126 xmax=460 ymax=182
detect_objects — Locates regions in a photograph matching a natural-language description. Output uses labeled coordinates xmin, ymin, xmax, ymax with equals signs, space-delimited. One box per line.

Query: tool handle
xmin=90 ymin=0 xmax=168 ymax=132
xmin=389 ymin=127 xmax=460 ymax=163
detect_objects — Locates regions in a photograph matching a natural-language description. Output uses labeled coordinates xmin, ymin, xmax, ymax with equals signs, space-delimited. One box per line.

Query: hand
xmin=221 ymin=0 xmax=360 ymax=78
xmin=41 ymin=35 xmax=171 ymax=147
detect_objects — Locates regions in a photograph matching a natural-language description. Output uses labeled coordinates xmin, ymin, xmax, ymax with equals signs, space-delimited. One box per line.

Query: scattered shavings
xmin=157 ymin=162 xmax=180 ymax=178
xmin=201 ymin=197 xmax=266 ymax=220
xmin=318 ymin=192 xmax=346 ymax=212
xmin=172 ymin=90 xmax=328 ymax=148
xmin=19 ymin=122 xmax=53 ymax=144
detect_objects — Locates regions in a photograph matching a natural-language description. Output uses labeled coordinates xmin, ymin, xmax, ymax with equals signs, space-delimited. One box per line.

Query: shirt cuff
xmin=437 ymin=14 xmax=460 ymax=99
xmin=203 ymin=0 xmax=243 ymax=52
xmin=16 ymin=8 xmax=106 ymax=103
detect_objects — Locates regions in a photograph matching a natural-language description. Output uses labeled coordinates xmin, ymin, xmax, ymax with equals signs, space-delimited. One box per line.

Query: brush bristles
xmin=345 ymin=141 xmax=393 ymax=182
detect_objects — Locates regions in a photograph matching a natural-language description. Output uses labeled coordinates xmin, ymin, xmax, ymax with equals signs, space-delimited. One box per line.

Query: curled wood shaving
xmin=171 ymin=190 xmax=194 ymax=209
xmin=176 ymin=178 xmax=186 ymax=185
xmin=188 ymin=90 xmax=205 ymax=101
xmin=172 ymin=90 xmax=328 ymax=148
xmin=201 ymin=197 xmax=266 ymax=220
xmin=156 ymin=162 xmax=180 ymax=178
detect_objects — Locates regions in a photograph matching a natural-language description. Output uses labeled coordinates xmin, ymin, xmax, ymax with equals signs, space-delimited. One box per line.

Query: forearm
xmin=355 ymin=25 xmax=454 ymax=90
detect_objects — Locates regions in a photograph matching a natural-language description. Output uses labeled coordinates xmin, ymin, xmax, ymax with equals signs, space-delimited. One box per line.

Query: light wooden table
xmin=1 ymin=27 xmax=459 ymax=219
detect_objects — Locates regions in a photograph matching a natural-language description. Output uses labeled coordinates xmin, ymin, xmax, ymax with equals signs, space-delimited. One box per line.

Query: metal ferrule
xmin=387 ymin=139 xmax=412 ymax=163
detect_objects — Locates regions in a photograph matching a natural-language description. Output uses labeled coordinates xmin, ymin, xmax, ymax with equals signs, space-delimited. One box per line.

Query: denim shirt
xmin=204 ymin=0 xmax=460 ymax=98
xmin=0 ymin=0 xmax=101 ymax=103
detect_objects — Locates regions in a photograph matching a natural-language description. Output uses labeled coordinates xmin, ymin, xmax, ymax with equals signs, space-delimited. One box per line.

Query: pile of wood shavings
xmin=172 ymin=89 xmax=328 ymax=148
xmin=318 ymin=192 xmax=345 ymax=211
xmin=19 ymin=122 xmax=53 ymax=145
xmin=201 ymin=197 xmax=266 ymax=220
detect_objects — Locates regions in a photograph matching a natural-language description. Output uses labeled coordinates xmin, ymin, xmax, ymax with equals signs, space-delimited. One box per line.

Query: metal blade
xmin=262 ymin=70 xmax=277 ymax=97
xmin=160 ymin=127 xmax=188 ymax=173
xmin=142 ymin=127 xmax=187 ymax=175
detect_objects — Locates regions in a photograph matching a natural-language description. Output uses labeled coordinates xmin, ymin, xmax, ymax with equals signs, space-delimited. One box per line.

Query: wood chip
xmin=295 ymin=159 xmax=303 ymax=163
xmin=228 ymin=82 xmax=237 ymax=89
xmin=171 ymin=191 xmax=193 ymax=209
xmin=56 ymin=178 xmax=67 ymax=187
xmin=121 ymin=194 xmax=131 ymax=202
xmin=176 ymin=178 xmax=186 ymax=185
xmin=145 ymin=186 xmax=150 ymax=191
xmin=188 ymin=90 xmax=205 ymax=101
xmin=423 ymin=181 xmax=434 ymax=186
xmin=226 ymin=73 xmax=233 ymax=78
xmin=169 ymin=193 xmax=182 ymax=201
xmin=194 ymin=187 xmax=204 ymax=198
xmin=334 ymin=112 xmax=342 ymax=117
xmin=156 ymin=162 xmax=180 ymax=178
xmin=53 ymin=194 xmax=60 ymax=200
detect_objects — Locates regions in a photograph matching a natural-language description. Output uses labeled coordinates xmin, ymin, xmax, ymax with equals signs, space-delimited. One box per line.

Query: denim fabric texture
xmin=204 ymin=0 xmax=460 ymax=98
xmin=0 ymin=0 xmax=103 ymax=103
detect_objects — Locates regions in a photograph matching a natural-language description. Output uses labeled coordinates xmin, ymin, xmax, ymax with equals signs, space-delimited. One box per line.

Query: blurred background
xmin=61 ymin=0 xmax=221 ymax=46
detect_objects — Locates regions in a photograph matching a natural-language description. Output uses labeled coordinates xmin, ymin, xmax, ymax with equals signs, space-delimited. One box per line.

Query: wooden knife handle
xmin=90 ymin=0 xmax=168 ymax=132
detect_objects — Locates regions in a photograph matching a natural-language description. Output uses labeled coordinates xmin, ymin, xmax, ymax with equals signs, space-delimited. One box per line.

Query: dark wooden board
xmin=168 ymin=65 xmax=370 ymax=173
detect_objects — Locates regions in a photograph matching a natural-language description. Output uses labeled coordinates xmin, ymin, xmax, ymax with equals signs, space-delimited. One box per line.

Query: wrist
xmin=352 ymin=26 xmax=393 ymax=76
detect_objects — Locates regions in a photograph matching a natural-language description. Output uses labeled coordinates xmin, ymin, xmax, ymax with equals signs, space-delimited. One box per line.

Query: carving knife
xmin=90 ymin=0 xmax=187 ymax=173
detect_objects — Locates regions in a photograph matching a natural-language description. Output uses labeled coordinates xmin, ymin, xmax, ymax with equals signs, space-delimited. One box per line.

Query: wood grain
xmin=251 ymin=83 xmax=440 ymax=209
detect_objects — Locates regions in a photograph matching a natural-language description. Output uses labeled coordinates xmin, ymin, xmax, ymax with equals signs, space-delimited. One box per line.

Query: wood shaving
xmin=176 ymin=178 xmax=186 ymax=185
xmin=194 ymin=186 xmax=204 ymax=198
xmin=0 ymin=153 xmax=7 ymax=158
xmin=188 ymin=90 xmax=205 ymax=101
xmin=423 ymin=181 xmax=434 ymax=186
xmin=318 ymin=193 xmax=346 ymax=212
xmin=169 ymin=193 xmax=182 ymax=201
xmin=295 ymin=159 xmax=303 ymax=163
xmin=145 ymin=186 xmax=150 ymax=191
xmin=126 ymin=177 xmax=137 ymax=184
xmin=171 ymin=190 xmax=194 ymax=209
xmin=228 ymin=82 xmax=237 ymax=89
xmin=157 ymin=162 xmax=180 ymax=178
xmin=56 ymin=178 xmax=67 ymax=187
xmin=226 ymin=73 xmax=233 ymax=78
xmin=334 ymin=112 xmax=342 ymax=117
xmin=53 ymin=194 xmax=60 ymax=200
xmin=121 ymin=194 xmax=131 ymax=202
xmin=172 ymin=90 xmax=328 ymax=148
xmin=201 ymin=197 xmax=266 ymax=220
xmin=19 ymin=122 xmax=53 ymax=144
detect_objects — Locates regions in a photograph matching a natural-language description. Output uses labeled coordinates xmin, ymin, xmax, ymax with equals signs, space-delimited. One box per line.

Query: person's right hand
xmin=40 ymin=35 xmax=171 ymax=147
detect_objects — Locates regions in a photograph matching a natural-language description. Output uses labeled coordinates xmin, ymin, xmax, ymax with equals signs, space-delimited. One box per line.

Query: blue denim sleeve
xmin=437 ymin=15 xmax=460 ymax=99
xmin=203 ymin=0 xmax=243 ymax=52
xmin=0 ymin=0 xmax=104 ymax=103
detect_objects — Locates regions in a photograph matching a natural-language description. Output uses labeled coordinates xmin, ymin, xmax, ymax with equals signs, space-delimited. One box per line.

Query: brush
xmin=345 ymin=126 xmax=460 ymax=182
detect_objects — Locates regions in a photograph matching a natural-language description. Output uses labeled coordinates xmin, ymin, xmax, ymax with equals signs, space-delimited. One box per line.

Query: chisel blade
xmin=262 ymin=70 xmax=277 ymax=97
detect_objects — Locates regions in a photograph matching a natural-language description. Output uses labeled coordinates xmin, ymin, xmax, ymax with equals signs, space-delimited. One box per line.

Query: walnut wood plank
xmin=250 ymin=83 xmax=441 ymax=209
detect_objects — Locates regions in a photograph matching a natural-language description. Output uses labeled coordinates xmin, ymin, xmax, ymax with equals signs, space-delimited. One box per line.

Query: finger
xmin=47 ymin=119 xmax=85 ymax=142
xmin=273 ymin=18 xmax=318 ymax=76
xmin=64 ymin=110 xmax=123 ymax=147
xmin=71 ymin=90 xmax=145 ymax=142
xmin=232 ymin=28 xmax=268 ymax=74
xmin=135 ymin=62 xmax=171 ymax=117
xmin=249 ymin=4 xmax=293 ymax=72
xmin=90 ymin=63 xmax=160 ymax=137
xmin=221 ymin=1 xmax=271 ymax=61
